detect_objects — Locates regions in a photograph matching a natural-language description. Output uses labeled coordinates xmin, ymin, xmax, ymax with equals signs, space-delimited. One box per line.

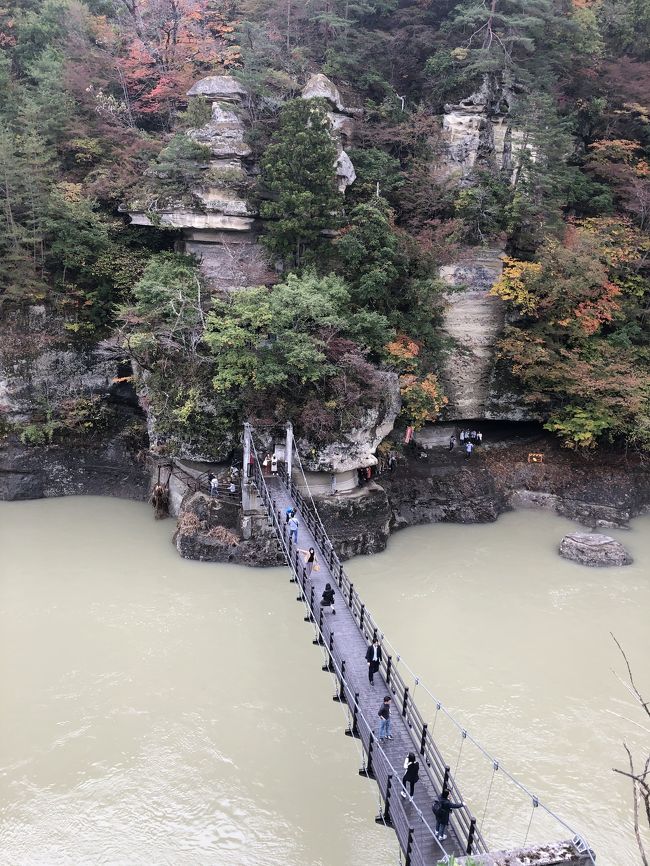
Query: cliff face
xmin=0 ymin=309 xmax=149 ymax=501
xmin=434 ymin=78 xmax=531 ymax=422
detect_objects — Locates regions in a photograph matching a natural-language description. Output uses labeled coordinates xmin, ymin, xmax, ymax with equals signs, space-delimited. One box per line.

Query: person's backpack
xmin=432 ymin=798 xmax=442 ymax=818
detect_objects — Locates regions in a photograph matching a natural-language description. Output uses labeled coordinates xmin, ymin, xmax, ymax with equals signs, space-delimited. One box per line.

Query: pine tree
xmin=259 ymin=98 xmax=341 ymax=268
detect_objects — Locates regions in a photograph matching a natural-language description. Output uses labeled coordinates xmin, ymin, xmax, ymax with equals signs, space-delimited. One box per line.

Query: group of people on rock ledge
xmin=449 ymin=428 xmax=484 ymax=459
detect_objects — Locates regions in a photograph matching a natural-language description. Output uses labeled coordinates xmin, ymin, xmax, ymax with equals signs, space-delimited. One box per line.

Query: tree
xmin=492 ymin=221 xmax=650 ymax=449
xmin=204 ymin=270 xmax=392 ymax=438
xmin=610 ymin=635 xmax=650 ymax=866
xmin=259 ymin=98 xmax=341 ymax=268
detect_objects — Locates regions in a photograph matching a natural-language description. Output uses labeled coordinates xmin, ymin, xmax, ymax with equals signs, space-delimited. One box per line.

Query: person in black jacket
xmin=365 ymin=638 xmax=382 ymax=685
xmin=401 ymin=752 xmax=419 ymax=799
xmin=320 ymin=583 xmax=336 ymax=615
xmin=433 ymin=788 xmax=464 ymax=839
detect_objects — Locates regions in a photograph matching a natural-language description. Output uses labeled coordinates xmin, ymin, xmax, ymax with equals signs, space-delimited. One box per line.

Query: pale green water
xmin=1 ymin=498 xmax=648 ymax=866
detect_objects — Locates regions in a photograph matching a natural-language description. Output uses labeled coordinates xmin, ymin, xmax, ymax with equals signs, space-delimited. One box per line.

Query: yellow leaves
xmin=399 ymin=373 xmax=448 ymax=430
xmin=56 ymin=182 xmax=84 ymax=203
xmin=490 ymin=256 xmax=541 ymax=315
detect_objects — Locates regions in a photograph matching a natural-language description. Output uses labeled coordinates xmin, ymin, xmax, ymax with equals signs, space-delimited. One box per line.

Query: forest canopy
xmin=0 ymin=0 xmax=648 ymax=451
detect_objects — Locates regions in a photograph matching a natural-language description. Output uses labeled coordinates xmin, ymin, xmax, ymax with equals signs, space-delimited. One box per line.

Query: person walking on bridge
xmin=433 ymin=788 xmax=464 ymax=840
xmin=377 ymin=695 xmax=392 ymax=741
xmin=365 ymin=638 xmax=382 ymax=685
xmin=401 ymin=752 xmax=420 ymax=799
xmin=320 ymin=583 xmax=336 ymax=615
xmin=305 ymin=547 xmax=316 ymax=577
xmin=288 ymin=514 xmax=299 ymax=544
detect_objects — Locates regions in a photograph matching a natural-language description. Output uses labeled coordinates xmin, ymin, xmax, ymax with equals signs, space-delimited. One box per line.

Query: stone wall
xmin=457 ymin=840 xmax=595 ymax=866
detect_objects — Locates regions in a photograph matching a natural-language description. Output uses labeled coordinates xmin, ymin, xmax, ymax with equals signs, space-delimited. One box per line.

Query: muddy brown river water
xmin=1 ymin=498 xmax=648 ymax=865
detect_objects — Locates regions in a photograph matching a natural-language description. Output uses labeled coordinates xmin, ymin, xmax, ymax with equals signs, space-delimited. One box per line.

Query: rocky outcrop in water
xmin=559 ymin=533 xmax=632 ymax=567
xmin=174 ymin=490 xmax=284 ymax=566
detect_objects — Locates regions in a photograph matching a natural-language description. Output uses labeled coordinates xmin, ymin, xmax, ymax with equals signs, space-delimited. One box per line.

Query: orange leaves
xmin=399 ymin=373 xmax=448 ymax=430
xmin=573 ymin=281 xmax=622 ymax=335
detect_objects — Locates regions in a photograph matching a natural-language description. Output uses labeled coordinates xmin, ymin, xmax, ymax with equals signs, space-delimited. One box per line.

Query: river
xmin=0 ymin=498 xmax=648 ymax=866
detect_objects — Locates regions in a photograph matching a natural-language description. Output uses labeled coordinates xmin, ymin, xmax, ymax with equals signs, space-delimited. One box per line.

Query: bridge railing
xmin=251 ymin=448 xmax=458 ymax=864
xmin=277 ymin=460 xmax=486 ymax=856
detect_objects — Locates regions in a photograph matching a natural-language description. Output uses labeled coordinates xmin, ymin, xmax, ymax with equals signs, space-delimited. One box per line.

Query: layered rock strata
xmin=128 ymin=75 xmax=272 ymax=291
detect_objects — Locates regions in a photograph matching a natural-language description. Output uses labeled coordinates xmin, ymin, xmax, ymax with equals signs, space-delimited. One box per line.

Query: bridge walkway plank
xmin=266 ymin=476 xmax=465 ymax=865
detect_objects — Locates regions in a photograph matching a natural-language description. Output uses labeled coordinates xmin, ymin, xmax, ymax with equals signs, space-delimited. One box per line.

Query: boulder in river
xmin=559 ymin=532 xmax=632 ymax=567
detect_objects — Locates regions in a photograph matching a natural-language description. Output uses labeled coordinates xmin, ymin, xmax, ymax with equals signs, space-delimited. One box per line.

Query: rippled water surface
xmin=1 ymin=498 xmax=648 ymax=866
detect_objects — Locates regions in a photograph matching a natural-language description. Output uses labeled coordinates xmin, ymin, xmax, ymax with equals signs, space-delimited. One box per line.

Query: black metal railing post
xmin=304 ymin=585 xmax=315 ymax=622
xmin=402 ymin=686 xmax=409 ymax=717
xmin=405 ymin=828 xmax=414 ymax=866
xmin=443 ymin=765 xmax=450 ymax=792
xmin=322 ymin=632 xmax=335 ymax=672
xmin=345 ymin=693 xmax=360 ymax=739
xmin=419 ymin=723 xmax=428 ymax=756
xmin=359 ymin=603 xmax=365 ymax=632
xmin=313 ymin=605 xmax=324 ymax=644
xmin=348 ymin=582 xmax=354 ymax=608
xmin=467 ymin=818 xmax=477 ymax=855
xmin=376 ymin=774 xmax=393 ymax=827
xmin=360 ymin=733 xmax=375 ymax=779
xmin=386 ymin=655 xmax=392 ymax=685
xmin=333 ymin=659 xmax=346 ymax=702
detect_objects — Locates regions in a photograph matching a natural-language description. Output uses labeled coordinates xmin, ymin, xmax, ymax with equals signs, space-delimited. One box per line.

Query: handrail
xmin=247 ymin=439 xmax=454 ymax=865
xmin=273 ymin=445 xmax=596 ymax=862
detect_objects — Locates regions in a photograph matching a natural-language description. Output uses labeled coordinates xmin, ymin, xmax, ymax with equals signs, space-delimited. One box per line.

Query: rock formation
xmin=297 ymin=371 xmax=401 ymax=473
xmin=127 ymin=75 xmax=273 ymax=292
xmin=436 ymin=75 xmax=526 ymax=186
xmin=559 ymin=532 xmax=633 ymax=567
xmin=301 ymin=73 xmax=357 ymax=193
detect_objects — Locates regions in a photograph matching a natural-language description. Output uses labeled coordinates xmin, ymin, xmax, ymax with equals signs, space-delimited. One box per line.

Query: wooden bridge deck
xmin=260 ymin=472 xmax=480 ymax=866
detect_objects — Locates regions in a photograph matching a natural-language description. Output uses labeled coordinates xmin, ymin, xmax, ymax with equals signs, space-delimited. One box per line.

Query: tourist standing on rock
xmin=459 ymin=430 xmax=465 ymax=443
xmin=388 ymin=450 xmax=397 ymax=472
xmin=401 ymin=752 xmax=420 ymax=799
xmin=365 ymin=638 xmax=382 ymax=685
xmin=465 ymin=441 xmax=473 ymax=459
xmin=449 ymin=434 xmax=456 ymax=451
xmin=320 ymin=582 xmax=336 ymax=615
xmin=288 ymin=514 xmax=299 ymax=543
xmin=378 ymin=695 xmax=392 ymax=741
xmin=305 ymin=547 xmax=316 ymax=577
xmin=210 ymin=476 xmax=219 ymax=498
xmin=433 ymin=788 xmax=464 ymax=840
xmin=477 ymin=431 xmax=483 ymax=444
xmin=271 ymin=453 xmax=278 ymax=475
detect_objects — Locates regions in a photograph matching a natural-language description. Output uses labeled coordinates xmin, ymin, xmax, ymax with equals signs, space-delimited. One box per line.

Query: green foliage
xmin=205 ymin=270 xmax=391 ymax=393
xmin=204 ymin=270 xmax=393 ymax=440
xmin=454 ymin=170 xmax=510 ymax=243
xmin=259 ymin=99 xmax=341 ymax=267
xmin=148 ymin=134 xmax=211 ymax=193
xmin=346 ymin=147 xmax=404 ymax=205
xmin=18 ymin=395 xmax=110 ymax=446
xmin=177 ymin=97 xmax=213 ymax=129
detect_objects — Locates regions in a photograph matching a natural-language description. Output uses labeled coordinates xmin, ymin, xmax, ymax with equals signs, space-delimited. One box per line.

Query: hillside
xmin=1 ymin=0 xmax=648 ymax=458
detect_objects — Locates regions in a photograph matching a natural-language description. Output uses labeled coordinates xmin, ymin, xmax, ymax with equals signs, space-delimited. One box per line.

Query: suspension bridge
xmin=198 ymin=422 xmax=597 ymax=865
